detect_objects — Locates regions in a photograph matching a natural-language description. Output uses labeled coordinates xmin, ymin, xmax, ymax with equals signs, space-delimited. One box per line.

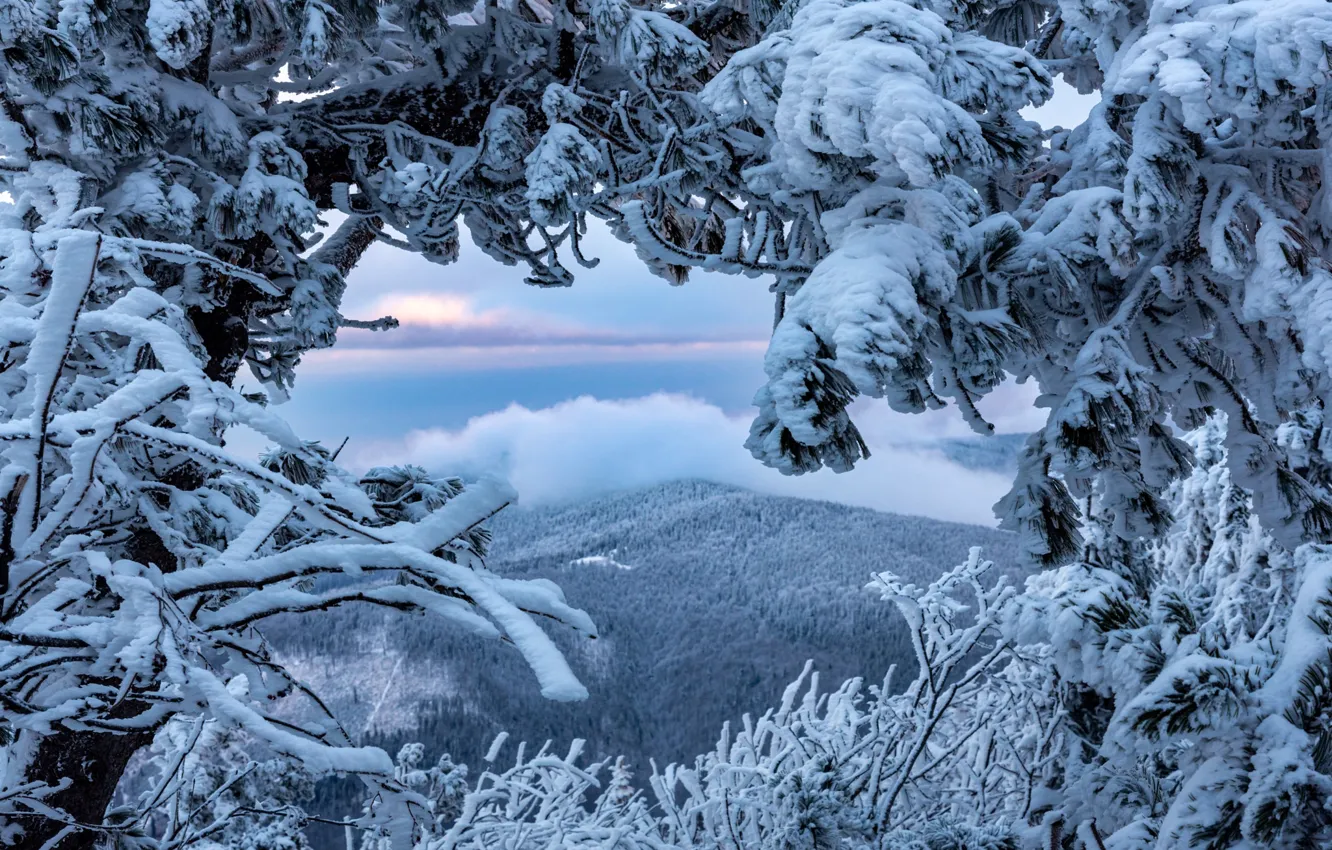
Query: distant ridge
xmin=933 ymin=432 xmax=1028 ymax=472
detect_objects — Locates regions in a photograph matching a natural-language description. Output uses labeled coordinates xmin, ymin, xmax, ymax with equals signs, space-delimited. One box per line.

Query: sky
xmin=255 ymin=84 xmax=1097 ymax=527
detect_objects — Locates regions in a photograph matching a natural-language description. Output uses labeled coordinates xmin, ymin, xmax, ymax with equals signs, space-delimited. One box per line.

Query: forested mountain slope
xmin=267 ymin=481 xmax=1022 ymax=790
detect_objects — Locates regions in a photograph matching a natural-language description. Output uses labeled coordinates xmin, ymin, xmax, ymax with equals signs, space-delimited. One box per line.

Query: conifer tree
xmin=633 ymin=0 xmax=1332 ymax=568
xmin=113 ymin=679 xmax=317 ymax=850
xmin=1007 ymin=414 xmax=1331 ymax=848
xmin=356 ymin=552 xmax=1062 ymax=850
xmin=0 ymin=0 xmax=743 ymax=840
xmin=11 ymin=0 xmax=1332 ymax=844
xmin=625 ymin=2 xmax=1332 ymax=836
xmin=606 ymin=757 xmax=634 ymax=809
xmin=351 ymin=423 xmax=1328 ymax=849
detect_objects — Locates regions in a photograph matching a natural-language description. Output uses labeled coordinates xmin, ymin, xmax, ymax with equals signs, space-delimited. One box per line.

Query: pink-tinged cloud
xmin=337 ymin=292 xmax=764 ymax=351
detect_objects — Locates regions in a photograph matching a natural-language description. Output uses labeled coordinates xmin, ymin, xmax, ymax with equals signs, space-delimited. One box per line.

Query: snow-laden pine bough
xmin=623 ymin=0 xmax=1332 ymax=573
xmin=0 ymin=226 xmax=594 ymax=846
xmin=0 ymin=0 xmax=775 ymax=842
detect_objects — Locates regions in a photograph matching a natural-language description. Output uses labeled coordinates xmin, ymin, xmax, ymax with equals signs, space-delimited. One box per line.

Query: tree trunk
xmin=11 ymin=727 xmax=155 ymax=849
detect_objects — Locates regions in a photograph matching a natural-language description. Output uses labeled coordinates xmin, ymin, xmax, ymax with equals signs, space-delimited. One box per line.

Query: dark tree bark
xmin=14 ymin=714 xmax=155 ymax=850
xmin=289 ymin=72 xmax=513 ymax=209
xmin=190 ymin=290 xmax=257 ymax=385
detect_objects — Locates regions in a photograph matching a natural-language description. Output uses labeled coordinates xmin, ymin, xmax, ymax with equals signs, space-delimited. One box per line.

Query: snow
xmin=192 ymin=666 xmax=395 ymax=776
xmin=524 ymin=123 xmax=602 ymax=227
xmin=146 ymin=0 xmax=212 ymax=69
xmin=569 ymin=553 xmax=633 ymax=570
xmin=381 ymin=475 xmax=518 ymax=553
xmin=8 ymin=231 xmax=101 ymax=542
xmin=20 ymin=231 xmax=100 ymax=421
xmin=11 ymin=0 xmax=1332 ymax=841
xmin=1258 ymin=548 xmax=1332 ymax=711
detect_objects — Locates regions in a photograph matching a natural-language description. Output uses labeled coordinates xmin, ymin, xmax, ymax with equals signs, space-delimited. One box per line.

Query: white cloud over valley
xmin=346 ymin=394 xmax=1025 ymax=527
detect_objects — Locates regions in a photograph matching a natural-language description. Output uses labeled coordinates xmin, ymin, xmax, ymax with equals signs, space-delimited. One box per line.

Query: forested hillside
xmin=263 ymin=481 xmax=1022 ymax=824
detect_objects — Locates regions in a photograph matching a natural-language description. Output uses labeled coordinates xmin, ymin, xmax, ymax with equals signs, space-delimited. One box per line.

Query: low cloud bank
xmin=347 ymin=393 xmax=1023 ymax=527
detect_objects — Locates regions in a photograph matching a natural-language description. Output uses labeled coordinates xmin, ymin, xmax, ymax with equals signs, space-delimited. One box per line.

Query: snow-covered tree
xmin=622 ymin=2 xmax=1332 ymax=837
xmin=358 ymin=417 xmax=1331 ymax=850
xmin=1005 ymin=414 xmax=1332 ymax=848
xmin=630 ymin=0 xmax=1058 ymax=475
xmin=109 ymin=678 xmax=317 ymax=850
xmin=605 ymin=756 xmax=634 ymax=809
xmin=358 ymin=744 xmax=469 ymax=850
xmin=12 ymin=0 xmax=1332 ymax=845
xmin=620 ymin=0 xmax=1332 ymax=573
xmin=0 ymin=0 xmax=749 ymax=839
xmin=424 ymin=737 xmax=664 ymax=850
xmin=367 ymin=550 xmax=1061 ymax=850
xmin=0 ymin=219 xmax=595 ymax=845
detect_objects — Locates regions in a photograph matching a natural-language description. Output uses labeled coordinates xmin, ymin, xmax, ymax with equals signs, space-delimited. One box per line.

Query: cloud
xmin=373 ymin=293 xmax=497 ymax=326
xmin=339 ymin=291 xmax=566 ymax=349
xmin=300 ymin=340 xmax=768 ymax=374
xmin=322 ymin=214 xmax=775 ymax=374
xmin=323 ymin=291 xmax=768 ymax=372
xmin=344 ymin=394 xmax=1020 ymax=527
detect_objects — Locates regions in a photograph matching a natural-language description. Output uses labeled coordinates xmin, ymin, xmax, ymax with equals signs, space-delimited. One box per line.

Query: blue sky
xmin=258 ymin=85 xmax=1096 ymax=526
xmin=284 ymin=221 xmax=774 ymax=437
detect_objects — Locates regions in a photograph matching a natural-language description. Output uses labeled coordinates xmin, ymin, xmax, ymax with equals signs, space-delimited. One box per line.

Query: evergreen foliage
xmin=0 ymin=0 xmax=736 ymax=836
xmin=348 ymin=547 xmax=1057 ymax=850
xmin=8 ymin=0 xmax=1332 ymax=844
xmin=1005 ymin=414 xmax=1332 ymax=848
xmin=628 ymin=0 xmax=1332 ymax=571
xmin=112 ymin=678 xmax=317 ymax=850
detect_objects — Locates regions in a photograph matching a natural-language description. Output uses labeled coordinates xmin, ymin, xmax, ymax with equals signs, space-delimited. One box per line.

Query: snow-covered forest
xmin=4 ymin=0 xmax=1332 ymax=847
xmin=268 ymin=480 xmax=1029 ymax=834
